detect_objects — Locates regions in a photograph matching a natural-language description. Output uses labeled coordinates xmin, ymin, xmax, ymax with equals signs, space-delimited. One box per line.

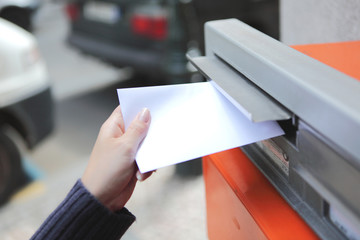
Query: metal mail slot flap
xmin=193 ymin=18 xmax=360 ymax=161
xmin=188 ymin=55 xmax=291 ymax=122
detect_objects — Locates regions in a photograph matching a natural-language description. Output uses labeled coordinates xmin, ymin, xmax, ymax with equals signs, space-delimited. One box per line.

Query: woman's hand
xmin=81 ymin=106 xmax=152 ymax=211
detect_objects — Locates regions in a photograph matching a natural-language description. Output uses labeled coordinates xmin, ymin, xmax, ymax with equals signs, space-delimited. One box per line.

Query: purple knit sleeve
xmin=30 ymin=179 xmax=136 ymax=240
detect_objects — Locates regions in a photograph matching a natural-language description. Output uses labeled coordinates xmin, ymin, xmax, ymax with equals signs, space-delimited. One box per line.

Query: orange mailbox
xmin=188 ymin=19 xmax=360 ymax=240
xmin=203 ymin=149 xmax=318 ymax=239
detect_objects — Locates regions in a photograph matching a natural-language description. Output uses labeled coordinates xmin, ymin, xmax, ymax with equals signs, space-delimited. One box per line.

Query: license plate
xmin=83 ymin=1 xmax=121 ymax=24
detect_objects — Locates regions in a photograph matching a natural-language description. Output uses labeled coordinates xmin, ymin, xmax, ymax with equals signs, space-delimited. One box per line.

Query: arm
xmin=31 ymin=106 xmax=152 ymax=240
xmin=30 ymin=179 xmax=136 ymax=240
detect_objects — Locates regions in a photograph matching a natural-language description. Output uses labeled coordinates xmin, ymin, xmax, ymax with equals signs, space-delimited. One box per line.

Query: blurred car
xmin=64 ymin=0 xmax=279 ymax=84
xmin=0 ymin=18 xmax=54 ymax=205
xmin=64 ymin=0 xmax=278 ymax=177
xmin=0 ymin=0 xmax=41 ymax=31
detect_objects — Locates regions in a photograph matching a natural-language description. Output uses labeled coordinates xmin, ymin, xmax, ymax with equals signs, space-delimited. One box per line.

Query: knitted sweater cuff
xmin=31 ymin=179 xmax=136 ymax=240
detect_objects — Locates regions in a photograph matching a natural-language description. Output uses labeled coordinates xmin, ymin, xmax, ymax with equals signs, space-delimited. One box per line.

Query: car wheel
xmin=0 ymin=131 xmax=29 ymax=205
xmin=0 ymin=8 xmax=32 ymax=31
xmin=175 ymin=157 xmax=202 ymax=178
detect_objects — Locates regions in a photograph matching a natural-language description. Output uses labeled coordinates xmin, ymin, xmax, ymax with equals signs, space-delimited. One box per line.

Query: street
xmin=0 ymin=1 xmax=206 ymax=239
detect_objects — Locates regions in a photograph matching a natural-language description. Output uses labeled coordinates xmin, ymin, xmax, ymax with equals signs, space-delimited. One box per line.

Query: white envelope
xmin=118 ymin=81 xmax=284 ymax=173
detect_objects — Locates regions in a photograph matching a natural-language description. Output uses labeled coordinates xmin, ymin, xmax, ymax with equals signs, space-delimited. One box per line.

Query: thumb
xmin=122 ymin=108 xmax=151 ymax=150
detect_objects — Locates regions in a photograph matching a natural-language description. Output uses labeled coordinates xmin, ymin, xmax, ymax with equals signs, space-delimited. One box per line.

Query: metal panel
xmin=203 ymin=19 xmax=360 ymax=161
xmin=188 ymin=55 xmax=291 ymax=122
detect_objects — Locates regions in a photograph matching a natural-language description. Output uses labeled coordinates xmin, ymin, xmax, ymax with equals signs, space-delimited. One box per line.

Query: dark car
xmin=65 ymin=0 xmax=279 ymax=84
xmin=0 ymin=0 xmax=41 ymax=31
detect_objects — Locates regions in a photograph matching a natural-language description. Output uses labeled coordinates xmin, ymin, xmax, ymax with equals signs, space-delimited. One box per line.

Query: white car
xmin=0 ymin=18 xmax=53 ymax=205
xmin=0 ymin=0 xmax=41 ymax=31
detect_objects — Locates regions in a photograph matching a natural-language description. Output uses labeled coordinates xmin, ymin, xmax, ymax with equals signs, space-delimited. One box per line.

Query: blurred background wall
xmin=280 ymin=0 xmax=360 ymax=44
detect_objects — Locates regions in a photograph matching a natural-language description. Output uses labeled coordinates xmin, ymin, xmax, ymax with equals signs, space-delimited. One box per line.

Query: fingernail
xmin=137 ymin=108 xmax=150 ymax=123
xmin=136 ymin=171 xmax=143 ymax=181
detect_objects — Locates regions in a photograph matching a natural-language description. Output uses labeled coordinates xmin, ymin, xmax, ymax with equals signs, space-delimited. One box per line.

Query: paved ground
xmin=0 ymin=148 xmax=206 ymax=240
xmin=0 ymin=1 xmax=208 ymax=239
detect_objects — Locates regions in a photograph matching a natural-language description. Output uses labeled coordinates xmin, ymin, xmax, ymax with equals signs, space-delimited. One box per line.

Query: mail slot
xmin=188 ymin=19 xmax=360 ymax=240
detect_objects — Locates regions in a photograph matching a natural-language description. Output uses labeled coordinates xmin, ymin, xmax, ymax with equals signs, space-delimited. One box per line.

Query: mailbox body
xmin=193 ymin=19 xmax=360 ymax=240
xmin=203 ymin=148 xmax=318 ymax=239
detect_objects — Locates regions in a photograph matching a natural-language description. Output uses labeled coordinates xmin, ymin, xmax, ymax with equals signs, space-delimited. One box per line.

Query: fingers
xmin=101 ymin=105 xmax=125 ymax=138
xmin=122 ymin=108 xmax=151 ymax=151
xmin=136 ymin=170 xmax=154 ymax=182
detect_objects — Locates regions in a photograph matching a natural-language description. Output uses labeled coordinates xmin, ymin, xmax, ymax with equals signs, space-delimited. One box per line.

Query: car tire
xmin=175 ymin=157 xmax=203 ymax=178
xmin=0 ymin=131 xmax=29 ymax=205
xmin=0 ymin=8 xmax=32 ymax=31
